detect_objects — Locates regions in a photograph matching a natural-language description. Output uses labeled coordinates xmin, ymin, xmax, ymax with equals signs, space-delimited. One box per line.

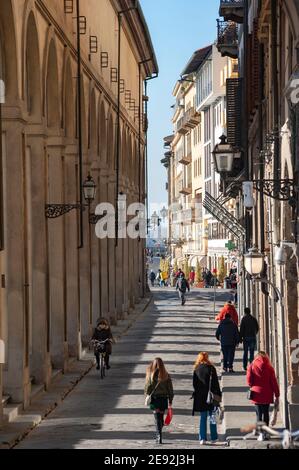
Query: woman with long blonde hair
xmin=192 ymin=352 xmax=222 ymax=445
xmin=144 ymin=358 xmax=174 ymax=445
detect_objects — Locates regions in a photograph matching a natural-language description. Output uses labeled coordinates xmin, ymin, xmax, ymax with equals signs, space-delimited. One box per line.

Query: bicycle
xmin=241 ymin=421 xmax=299 ymax=449
xmin=91 ymin=339 xmax=111 ymax=380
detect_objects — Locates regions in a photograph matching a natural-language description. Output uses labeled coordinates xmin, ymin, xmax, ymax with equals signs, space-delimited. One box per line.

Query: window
xmin=204 ymin=144 xmax=211 ymax=179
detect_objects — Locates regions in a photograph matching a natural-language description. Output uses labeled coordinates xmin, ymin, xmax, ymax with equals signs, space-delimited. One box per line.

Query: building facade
xmin=217 ymin=0 xmax=299 ymax=428
xmin=0 ymin=0 xmax=157 ymax=421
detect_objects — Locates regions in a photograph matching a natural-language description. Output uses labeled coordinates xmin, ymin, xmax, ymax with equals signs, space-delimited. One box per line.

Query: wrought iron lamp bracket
xmin=89 ymin=211 xmax=108 ymax=225
xmin=252 ymin=179 xmax=295 ymax=202
xmin=45 ymin=204 xmax=85 ymax=219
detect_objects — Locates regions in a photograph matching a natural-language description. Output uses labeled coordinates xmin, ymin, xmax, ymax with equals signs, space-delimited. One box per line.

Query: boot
xmin=153 ymin=413 xmax=160 ymax=444
xmin=157 ymin=414 xmax=163 ymax=444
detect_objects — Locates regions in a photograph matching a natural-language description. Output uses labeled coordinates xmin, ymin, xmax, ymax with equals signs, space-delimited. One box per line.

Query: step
xmin=30 ymin=383 xmax=46 ymax=402
xmin=51 ymin=369 xmax=63 ymax=383
xmin=2 ymin=395 xmax=11 ymax=407
xmin=3 ymin=403 xmax=23 ymax=423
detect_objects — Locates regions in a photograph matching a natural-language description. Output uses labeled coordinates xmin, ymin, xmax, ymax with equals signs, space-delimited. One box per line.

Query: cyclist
xmin=92 ymin=318 xmax=114 ymax=370
xmin=176 ymin=273 xmax=190 ymax=305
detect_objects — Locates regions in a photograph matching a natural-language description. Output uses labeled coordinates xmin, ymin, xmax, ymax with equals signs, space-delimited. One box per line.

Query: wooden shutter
xmin=226 ymin=77 xmax=243 ymax=147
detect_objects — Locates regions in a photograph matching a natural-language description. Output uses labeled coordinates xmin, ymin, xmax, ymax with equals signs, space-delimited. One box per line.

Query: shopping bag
xmin=164 ymin=407 xmax=173 ymax=426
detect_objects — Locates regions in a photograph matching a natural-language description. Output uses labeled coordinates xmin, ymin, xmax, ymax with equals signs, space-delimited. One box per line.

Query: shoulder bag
xmin=206 ymin=367 xmax=222 ymax=406
xmin=145 ymin=381 xmax=160 ymax=407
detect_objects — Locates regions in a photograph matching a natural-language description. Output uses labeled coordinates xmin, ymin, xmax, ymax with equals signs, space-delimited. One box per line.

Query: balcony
xmin=219 ymin=0 xmax=244 ymax=24
xmin=179 ymin=152 xmax=192 ymax=166
xmin=217 ymin=20 xmax=239 ymax=59
xmin=179 ymin=183 xmax=192 ymax=196
xmin=181 ymin=208 xmax=196 ymax=225
xmin=176 ymin=107 xmax=201 ymax=135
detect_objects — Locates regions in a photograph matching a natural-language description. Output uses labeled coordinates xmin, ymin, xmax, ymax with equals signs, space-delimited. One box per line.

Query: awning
xmin=203 ymin=192 xmax=245 ymax=241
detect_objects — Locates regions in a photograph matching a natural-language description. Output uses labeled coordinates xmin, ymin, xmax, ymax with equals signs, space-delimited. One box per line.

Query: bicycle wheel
xmin=100 ymin=353 xmax=105 ymax=379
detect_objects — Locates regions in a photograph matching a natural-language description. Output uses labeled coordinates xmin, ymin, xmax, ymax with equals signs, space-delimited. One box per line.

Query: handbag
xmin=206 ymin=367 xmax=222 ymax=406
xmin=144 ymin=381 xmax=160 ymax=407
xmin=164 ymin=407 xmax=173 ymax=426
xmin=247 ymin=389 xmax=254 ymax=400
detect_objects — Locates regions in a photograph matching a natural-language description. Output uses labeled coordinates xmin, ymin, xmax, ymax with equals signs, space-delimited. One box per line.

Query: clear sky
xmin=140 ymin=0 xmax=220 ymax=212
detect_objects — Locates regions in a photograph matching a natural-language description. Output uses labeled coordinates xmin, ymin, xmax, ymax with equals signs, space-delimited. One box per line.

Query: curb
xmin=1 ymin=295 xmax=153 ymax=450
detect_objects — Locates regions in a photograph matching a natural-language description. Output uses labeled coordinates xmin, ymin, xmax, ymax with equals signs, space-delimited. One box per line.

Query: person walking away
xmin=192 ymin=352 xmax=222 ymax=445
xmin=189 ymin=268 xmax=195 ymax=287
xmin=175 ymin=268 xmax=185 ymax=280
xmin=240 ymin=308 xmax=259 ymax=371
xmin=175 ymin=274 xmax=190 ymax=305
xmin=156 ymin=269 xmax=162 ymax=287
xmin=247 ymin=352 xmax=280 ymax=441
xmin=149 ymin=270 xmax=156 ymax=288
xmin=204 ymin=270 xmax=212 ymax=288
xmin=216 ymin=301 xmax=239 ymax=326
xmin=216 ymin=313 xmax=240 ymax=373
xmin=144 ymin=358 xmax=174 ymax=444
xmin=91 ymin=318 xmax=114 ymax=370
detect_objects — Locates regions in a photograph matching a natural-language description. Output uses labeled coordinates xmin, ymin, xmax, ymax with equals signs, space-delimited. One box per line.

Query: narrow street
xmin=15 ymin=286 xmax=229 ymax=450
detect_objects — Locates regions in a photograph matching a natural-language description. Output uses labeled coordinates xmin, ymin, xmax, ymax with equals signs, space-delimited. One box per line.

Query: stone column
xmin=99 ymin=170 xmax=109 ymax=321
xmin=27 ymin=137 xmax=48 ymax=384
xmin=4 ymin=124 xmax=29 ymax=404
xmin=107 ymin=173 xmax=116 ymax=325
xmin=65 ymin=154 xmax=80 ymax=357
xmin=79 ymin=206 xmax=90 ymax=346
xmin=47 ymin=145 xmax=67 ymax=371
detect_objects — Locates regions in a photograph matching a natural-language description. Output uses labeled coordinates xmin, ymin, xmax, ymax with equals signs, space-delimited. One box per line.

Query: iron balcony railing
xmin=217 ymin=20 xmax=239 ymax=59
xmin=176 ymin=107 xmax=201 ymax=135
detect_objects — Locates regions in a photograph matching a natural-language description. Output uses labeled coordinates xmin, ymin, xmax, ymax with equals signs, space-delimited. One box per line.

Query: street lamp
xmin=160 ymin=206 xmax=168 ymax=222
xmin=212 ymin=134 xmax=241 ymax=174
xmin=244 ymin=246 xmax=264 ymax=277
xmin=46 ymin=174 xmax=97 ymax=219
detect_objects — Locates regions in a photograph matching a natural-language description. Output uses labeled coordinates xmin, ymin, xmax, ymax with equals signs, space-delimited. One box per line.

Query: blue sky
xmin=140 ymin=0 xmax=220 ymax=210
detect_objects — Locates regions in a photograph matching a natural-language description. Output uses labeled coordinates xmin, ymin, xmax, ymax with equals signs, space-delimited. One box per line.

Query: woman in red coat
xmin=216 ymin=301 xmax=239 ymax=326
xmin=247 ymin=352 xmax=280 ymax=439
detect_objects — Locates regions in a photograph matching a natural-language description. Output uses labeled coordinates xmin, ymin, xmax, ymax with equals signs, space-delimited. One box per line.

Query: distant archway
xmin=25 ymin=12 xmax=42 ymax=118
xmin=45 ymin=39 xmax=60 ymax=128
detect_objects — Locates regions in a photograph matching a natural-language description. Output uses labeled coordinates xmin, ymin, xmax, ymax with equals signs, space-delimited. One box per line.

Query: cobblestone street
xmin=15 ymin=287 xmax=231 ymax=449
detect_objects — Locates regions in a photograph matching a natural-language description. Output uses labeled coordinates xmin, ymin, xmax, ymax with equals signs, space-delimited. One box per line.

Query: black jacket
xmin=216 ymin=318 xmax=240 ymax=347
xmin=240 ymin=314 xmax=259 ymax=341
xmin=192 ymin=364 xmax=221 ymax=414
xmin=92 ymin=328 xmax=113 ymax=354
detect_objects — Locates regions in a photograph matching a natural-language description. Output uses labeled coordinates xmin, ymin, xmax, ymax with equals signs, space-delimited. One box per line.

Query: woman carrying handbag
xmin=192 ymin=352 xmax=222 ymax=445
xmin=144 ymin=358 xmax=174 ymax=445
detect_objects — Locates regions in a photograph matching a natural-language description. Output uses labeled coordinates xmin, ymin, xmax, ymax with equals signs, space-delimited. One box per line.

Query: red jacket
xmin=216 ymin=304 xmax=239 ymax=326
xmin=247 ymin=356 xmax=280 ymax=405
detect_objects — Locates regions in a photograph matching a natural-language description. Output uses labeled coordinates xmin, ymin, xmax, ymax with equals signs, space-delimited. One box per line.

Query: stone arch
xmin=98 ymin=99 xmax=107 ymax=164
xmin=63 ymin=56 xmax=75 ymax=138
xmin=24 ymin=11 xmax=42 ymax=118
xmin=107 ymin=111 xmax=115 ymax=170
xmin=0 ymin=0 xmax=18 ymax=101
xmin=45 ymin=38 xmax=60 ymax=128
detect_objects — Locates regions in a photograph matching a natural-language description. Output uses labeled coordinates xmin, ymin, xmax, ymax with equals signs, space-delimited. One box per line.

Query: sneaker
xmin=211 ymin=440 xmax=219 ymax=444
xmin=222 ymin=368 xmax=228 ymax=373
xmin=257 ymin=433 xmax=265 ymax=442
xmin=199 ymin=440 xmax=206 ymax=445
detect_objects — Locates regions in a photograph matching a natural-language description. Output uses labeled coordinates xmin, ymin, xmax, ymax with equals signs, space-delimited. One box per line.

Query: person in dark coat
xmin=149 ymin=270 xmax=156 ymax=287
xmin=240 ymin=308 xmax=259 ymax=371
xmin=92 ymin=318 xmax=114 ymax=370
xmin=216 ymin=313 xmax=240 ymax=373
xmin=144 ymin=358 xmax=174 ymax=445
xmin=192 ymin=352 xmax=222 ymax=444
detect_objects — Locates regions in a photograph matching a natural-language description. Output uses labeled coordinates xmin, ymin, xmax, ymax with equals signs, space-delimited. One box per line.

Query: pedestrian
xmin=247 ymin=352 xmax=280 ymax=441
xmin=216 ymin=313 xmax=240 ymax=373
xmin=216 ymin=301 xmax=239 ymax=326
xmin=203 ymin=269 xmax=212 ymax=288
xmin=156 ymin=269 xmax=162 ymax=287
xmin=175 ymin=273 xmax=190 ymax=305
xmin=149 ymin=270 xmax=156 ymax=288
xmin=240 ymin=308 xmax=259 ymax=371
xmin=175 ymin=268 xmax=185 ymax=280
xmin=91 ymin=318 xmax=114 ymax=370
xmin=189 ymin=268 xmax=195 ymax=286
xmin=144 ymin=358 xmax=174 ymax=445
xmin=192 ymin=352 xmax=222 ymax=445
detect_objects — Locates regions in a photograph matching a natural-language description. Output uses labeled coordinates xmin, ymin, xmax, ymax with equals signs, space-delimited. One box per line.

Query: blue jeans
xmin=222 ymin=345 xmax=236 ymax=369
xmin=199 ymin=411 xmax=218 ymax=441
xmin=243 ymin=337 xmax=256 ymax=369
